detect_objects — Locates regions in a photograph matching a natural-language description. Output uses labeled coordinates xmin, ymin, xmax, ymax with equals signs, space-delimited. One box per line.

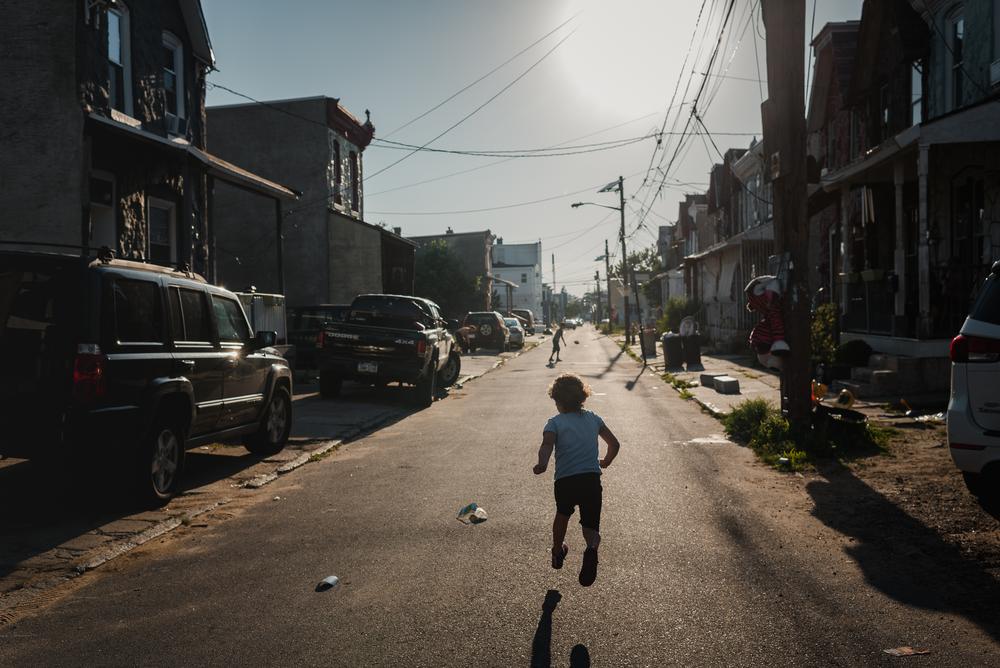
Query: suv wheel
xmin=320 ymin=370 xmax=342 ymax=398
xmin=438 ymin=352 xmax=461 ymax=387
xmin=136 ymin=415 xmax=184 ymax=506
xmin=246 ymin=386 xmax=292 ymax=456
xmin=414 ymin=365 xmax=436 ymax=408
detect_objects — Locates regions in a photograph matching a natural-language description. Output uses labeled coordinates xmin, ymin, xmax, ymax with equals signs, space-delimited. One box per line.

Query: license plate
xmin=358 ymin=361 xmax=378 ymax=374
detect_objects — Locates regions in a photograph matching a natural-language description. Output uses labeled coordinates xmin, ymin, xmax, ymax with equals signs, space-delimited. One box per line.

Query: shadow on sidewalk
xmin=806 ymin=462 xmax=1000 ymax=643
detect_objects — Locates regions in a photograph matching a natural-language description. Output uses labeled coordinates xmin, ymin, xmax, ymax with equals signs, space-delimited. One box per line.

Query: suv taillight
xmin=950 ymin=334 xmax=1000 ymax=363
xmin=416 ymin=340 xmax=427 ymax=355
xmin=316 ymin=331 xmax=325 ymax=348
xmin=73 ymin=347 xmax=107 ymax=404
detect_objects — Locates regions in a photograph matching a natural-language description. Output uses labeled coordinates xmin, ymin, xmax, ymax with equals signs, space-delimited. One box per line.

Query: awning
xmin=683 ymin=221 xmax=774 ymax=262
xmin=821 ymin=124 xmax=919 ymax=191
xmin=87 ymin=112 xmax=298 ymax=200
xmin=488 ymin=275 xmax=519 ymax=289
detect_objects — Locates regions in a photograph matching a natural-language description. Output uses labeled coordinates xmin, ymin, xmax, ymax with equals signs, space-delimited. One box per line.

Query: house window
xmin=162 ymin=32 xmax=184 ymax=126
xmin=521 ymin=273 xmax=528 ymax=284
xmin=349 ymin=151 xmax=359 ymax=212
xmin=910 ymin=61 xmax=923 ymax=126
xmin=107 ymin=5 xmax=132 ymax=115
xmin=333 ymin=140 xmax=342 ymax=205
xmin=948 ymin=10 xmax=965 ymax=110
xmin=879 ymin=84 xmax=890 ymax=139
xmin=148 ymin=199 xmax=177 ymax=265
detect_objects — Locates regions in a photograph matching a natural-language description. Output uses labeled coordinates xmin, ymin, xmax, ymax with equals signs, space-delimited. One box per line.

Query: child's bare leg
xmin=552 ymin=513 xmax=571 ymax=549
xmin=582 ymin=526 xmax=601 ymax=550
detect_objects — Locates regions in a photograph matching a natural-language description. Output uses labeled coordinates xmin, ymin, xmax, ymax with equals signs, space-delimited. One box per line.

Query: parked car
xmin=504 ymin=317 xmax=525 ymax=349
xmin=316 ymin=294 xmax=461 ymax=407
xmin=561 ymin=318 xmax=577 ymax=330
xmin=463 ymin=311 xmax=511 ymax=351
xmin=0 ymin=250 xmax=292 ymax=504
xmin=287 ymin=304 xmax=349 ymax=374
xmin=948 ymin=260 xmax=1000 ymax=502
xmin=510 ymin=308 xmax=536 ymax=334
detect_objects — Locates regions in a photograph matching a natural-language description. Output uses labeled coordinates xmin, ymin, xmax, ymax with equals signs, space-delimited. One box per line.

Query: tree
xmin=609 ymin=245 xmax=664 ymax=305
xmin=413 ymin=240 xmax=482 ymax=318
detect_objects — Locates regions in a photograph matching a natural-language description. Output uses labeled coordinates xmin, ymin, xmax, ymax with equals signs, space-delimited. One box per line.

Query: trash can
xmin=662 ymin=333 xmax=684 ymax=370
xmin=642 ymin=328 xmax=658 ymax=358
xmin=682 ymin=335 xmax=702 ymax=369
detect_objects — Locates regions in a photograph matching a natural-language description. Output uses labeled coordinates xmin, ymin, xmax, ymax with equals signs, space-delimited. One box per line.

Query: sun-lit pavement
xmin=1 ymin=326 xmax=998 ymax=665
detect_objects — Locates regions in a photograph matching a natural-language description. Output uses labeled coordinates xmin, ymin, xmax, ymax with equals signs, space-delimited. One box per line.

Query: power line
xmin=381 ymin=12 xmax=580 ymax=139
xmin=369 ymin=133 xmax=657 ymax=158
xmin=365 ymin=28 xmax=578 ymax=182
xmin=366 ymin=111 xmax=661 ymax=198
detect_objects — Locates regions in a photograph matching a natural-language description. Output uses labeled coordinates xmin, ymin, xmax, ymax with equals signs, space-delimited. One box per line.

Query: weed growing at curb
xmin=722 ymin=399 xmax=895 ymax=470
xmin=678 ymin=388 xmax=694 ymax=400
xmin=661 ymin=372 xmax=695 ymax=391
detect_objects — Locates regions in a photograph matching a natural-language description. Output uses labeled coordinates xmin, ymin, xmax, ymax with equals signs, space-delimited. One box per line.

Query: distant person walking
xmin=533 ymin=374 xmax=621 ymax=586
xmin=548 ymin=324 xmax=566 ymax=363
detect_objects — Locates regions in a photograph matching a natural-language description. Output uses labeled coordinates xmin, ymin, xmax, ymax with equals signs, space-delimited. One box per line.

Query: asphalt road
xmin=1 ymin=327 xmax=998 ymax=666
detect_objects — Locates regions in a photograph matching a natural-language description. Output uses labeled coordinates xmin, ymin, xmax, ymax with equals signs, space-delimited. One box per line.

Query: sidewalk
xmin=619 ymin=335 xmax=780 ymax=417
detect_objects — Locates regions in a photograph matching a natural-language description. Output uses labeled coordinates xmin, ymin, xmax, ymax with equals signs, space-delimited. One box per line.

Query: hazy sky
xmin=204 ymin=0 xmax=863 ymax=295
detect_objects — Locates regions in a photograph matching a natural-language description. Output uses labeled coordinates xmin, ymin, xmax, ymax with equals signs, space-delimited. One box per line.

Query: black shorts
xmin=554 ymin=473 xmax=602 ymax=531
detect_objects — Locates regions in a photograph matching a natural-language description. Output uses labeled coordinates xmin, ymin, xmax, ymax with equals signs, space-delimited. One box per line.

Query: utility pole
xmin=551 ymin=254 xmax=557 ymax=323
xmin=604 ymin=239 xmax=612 ymax=333
xmin=761 ymin=0 xmax=811 ymax=425
xmin=594 ymin=271 xmax=602 ymax=323
xmin=617 ymin=176 xmax=632 ymax=345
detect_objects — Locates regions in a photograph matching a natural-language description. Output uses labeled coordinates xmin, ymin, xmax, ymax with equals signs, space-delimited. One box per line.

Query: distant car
xmin=561 ymin=319 xmax=577 ymax=330
xmin=504 ymin=317 xmax=525 ymax=348
xmin=948 ymin=260 xmax=1000 ymax=502
xmin=287 ymin=304 xmax=349 ymax=373
xmin=510 ymin=308 xmax=536 ymax=334
xmin=463 ymin=311 xmax=510 ymax=351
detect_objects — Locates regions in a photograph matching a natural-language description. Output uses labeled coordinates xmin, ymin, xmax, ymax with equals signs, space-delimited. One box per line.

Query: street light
xmin=569 ymin=177 xmax=645 ymax=357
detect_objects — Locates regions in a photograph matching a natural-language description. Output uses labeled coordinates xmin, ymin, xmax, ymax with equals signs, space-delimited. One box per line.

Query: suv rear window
xmin=0 ymin=261 xmax=80 ymax=352
xmin=291 ymin=306 xmax=348 ymax=330
xmin=970 ymin=274 xmax=1000 ymax=326
xmin=349 ymin=297 xmax=432 ymax=328
xmin=465 ymin=313 xmax=496 ymax=325
xmin=113 ymin=279 xmax=163 ymax=343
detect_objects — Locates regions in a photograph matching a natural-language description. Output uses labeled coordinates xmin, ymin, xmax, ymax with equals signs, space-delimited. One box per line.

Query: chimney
xmin=392 ymin=226 xmax=402 ymax=236
xmin=446 ymin=227 xmax=454 ymax=235
xmin=497 ymin=237 xmax=503 ymax=244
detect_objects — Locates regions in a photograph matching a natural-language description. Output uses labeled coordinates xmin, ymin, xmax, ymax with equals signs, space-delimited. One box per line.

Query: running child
xmin=532 ymin=373 xmax=621 ymax=586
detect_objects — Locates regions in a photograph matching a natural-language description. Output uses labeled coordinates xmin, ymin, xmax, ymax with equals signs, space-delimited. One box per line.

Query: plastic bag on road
xmin=457 ymin=503 xmax=488 ymax=524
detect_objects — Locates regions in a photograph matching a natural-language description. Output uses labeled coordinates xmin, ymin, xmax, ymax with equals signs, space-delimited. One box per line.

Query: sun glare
xmin=558 ymin=0 xmax=693 ymax=114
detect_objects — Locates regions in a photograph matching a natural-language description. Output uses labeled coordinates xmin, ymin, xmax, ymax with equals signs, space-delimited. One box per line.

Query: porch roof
xmin=87 ymin=113 xmax=298 ymax=200
xmin=820 ymin=124 xmax=919 ymax=191
xmin=683 ymin=221 xmax=774 ymax=262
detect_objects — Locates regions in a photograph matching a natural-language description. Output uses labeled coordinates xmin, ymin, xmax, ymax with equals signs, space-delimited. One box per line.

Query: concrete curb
xmin=276 ymin=440 xmax=341 ymax=474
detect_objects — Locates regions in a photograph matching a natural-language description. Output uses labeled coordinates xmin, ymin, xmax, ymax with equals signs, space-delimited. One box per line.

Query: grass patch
xmin=661 ymin=372 xmax=695 ymax=390
xmin=678 ymin=388 xmax=694 ymax=400
xmin=722 ymin=398 xmax=894 ymax=470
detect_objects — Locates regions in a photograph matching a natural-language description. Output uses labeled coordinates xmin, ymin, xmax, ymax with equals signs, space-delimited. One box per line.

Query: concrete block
xmin=699 ymin=372 xmax=726 ymax=388
xmin=713 ymin=375 xmax=741 ymax=395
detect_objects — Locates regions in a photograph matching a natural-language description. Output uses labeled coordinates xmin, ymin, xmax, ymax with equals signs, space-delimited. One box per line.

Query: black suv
xmin=0 ymin=251 xmax=293 ymax=504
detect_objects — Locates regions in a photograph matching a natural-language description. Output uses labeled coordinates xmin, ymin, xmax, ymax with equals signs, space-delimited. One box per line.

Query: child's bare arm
xmin=598 ymin=424 xmax=620 ymax=468
xmin=533 ymin=432 xmax=557 ymax=474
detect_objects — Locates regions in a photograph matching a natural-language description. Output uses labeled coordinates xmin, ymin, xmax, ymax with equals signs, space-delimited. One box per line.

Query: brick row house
xmin=667 ymin=142 xmax=774 ymax=350
xmin=1 ymin=0 xmax=296 ymax=276
xmin=206 ymin=97 xmax=416 ymax=306
xmin=812 ymin=0 xmax=1000 ymax=392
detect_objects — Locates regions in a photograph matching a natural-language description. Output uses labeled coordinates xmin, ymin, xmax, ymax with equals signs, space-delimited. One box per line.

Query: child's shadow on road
xmin=530 ymin=589 xmax=590 ymax=667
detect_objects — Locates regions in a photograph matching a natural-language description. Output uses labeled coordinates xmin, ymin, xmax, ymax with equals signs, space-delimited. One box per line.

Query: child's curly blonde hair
xmin=548 ymin=373 xmax=592 ymax=412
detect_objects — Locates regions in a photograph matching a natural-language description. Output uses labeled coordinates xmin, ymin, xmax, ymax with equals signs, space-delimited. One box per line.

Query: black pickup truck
xmin=316 ymin=294 xmax=462 ymax=407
